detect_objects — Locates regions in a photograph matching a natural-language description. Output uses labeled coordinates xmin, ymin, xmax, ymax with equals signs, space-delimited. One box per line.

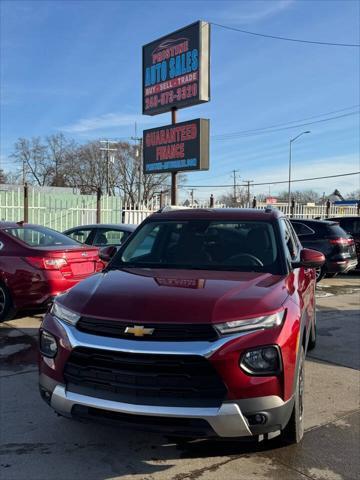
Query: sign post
xmin=171 ymin=107 xmax=177 ymax=204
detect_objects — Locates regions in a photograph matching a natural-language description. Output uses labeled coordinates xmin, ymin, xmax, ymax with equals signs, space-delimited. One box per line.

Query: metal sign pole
xmin=171 ymin=107 xmax=177 ymax=205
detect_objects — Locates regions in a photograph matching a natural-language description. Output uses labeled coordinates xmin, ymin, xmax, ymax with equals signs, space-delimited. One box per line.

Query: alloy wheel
xmin=315 ymin=267 xmax=321 ymax=280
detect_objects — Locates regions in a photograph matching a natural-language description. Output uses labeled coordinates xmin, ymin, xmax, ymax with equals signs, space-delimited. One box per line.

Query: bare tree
xmin=276 ymin=189 xmax=320 ymax=203
xmin=345 ymin=189 xmax=360 ymax=200
xmin=63 ymin=141 xmax=106 ymax=193
xmin=0 ymin=169 xmax=7 ymax=184
xmin=112 ymin=142 xmax=170 ymax=205
xmin=11 ymin=137 xmax=51 ymax=185
xmin=218 ymin=186 xmax=250 ymax=207
xmin=10 ymin=134 xmax=178 ymax=204
xmin=46 ymin=133 xmax=77 ymax=186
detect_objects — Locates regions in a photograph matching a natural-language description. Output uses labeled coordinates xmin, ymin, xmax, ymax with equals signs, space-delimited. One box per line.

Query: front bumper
xmin=327 ymin=258 xmax=358 ymax=274
xmin=50 ymin=384 xmax=252 ymax=437
xmin=40 ymin=374 xmax=293 ymax=438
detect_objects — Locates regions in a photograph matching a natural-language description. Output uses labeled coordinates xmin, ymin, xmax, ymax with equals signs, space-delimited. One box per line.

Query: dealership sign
xmin=142 ymin=21 xmax=210 ymax=116
xmin=143 ymin=119 xmax=209 ymax=174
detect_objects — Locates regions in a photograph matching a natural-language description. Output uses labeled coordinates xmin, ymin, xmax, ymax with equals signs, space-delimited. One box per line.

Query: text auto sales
xmin=145 ymin=123 xmax=197 ymax=162
xmin=144 ymin=40 xmax=198 ymax=109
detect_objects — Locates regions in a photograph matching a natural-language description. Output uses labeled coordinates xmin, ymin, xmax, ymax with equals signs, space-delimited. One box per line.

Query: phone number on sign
xmin=145 ymin=83 xmax=198 ymax=110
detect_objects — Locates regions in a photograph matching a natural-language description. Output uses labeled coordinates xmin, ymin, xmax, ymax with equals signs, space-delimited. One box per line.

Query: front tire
xmin=308 ymin=305 xmax=317 ymax=351
xmin=0 ymin=283 xmax=14 ymax=322
xmin=315 ymin=266 xmax=325 ymax=283
xmin=281 ymin=347 xmax=305 ymax=445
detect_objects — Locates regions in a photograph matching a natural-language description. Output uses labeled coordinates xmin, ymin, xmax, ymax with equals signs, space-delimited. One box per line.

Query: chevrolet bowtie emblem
xmin=125 ymin=325 xmax=155 ymax=337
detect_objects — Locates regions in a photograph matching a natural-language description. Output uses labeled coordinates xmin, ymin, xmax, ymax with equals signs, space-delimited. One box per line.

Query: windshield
xmin=111 ymin=220 xmax=281 ymax=273
xmin=5 ymin=226 xmax=80 ymax=247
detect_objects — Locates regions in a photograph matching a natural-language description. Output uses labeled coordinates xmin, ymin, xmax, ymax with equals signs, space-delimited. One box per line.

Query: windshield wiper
xmin=108 ymin=262 xmax=175 ymax=270
xmin=107 ymin=263 xmax=263 ymax=272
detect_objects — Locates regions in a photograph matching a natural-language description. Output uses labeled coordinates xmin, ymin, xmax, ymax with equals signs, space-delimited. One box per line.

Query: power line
xmin=211 ymin=105 xmax=359 ymax=140
xmin=212 ymin=111 xmax=359 ymax=141
xmin=184 ymin=171 xmax=360 ymax=188
xmin=211 ymin=22 xmax=360 ymax=48
xmin=83 ymin=108 xmax=359 ymax=145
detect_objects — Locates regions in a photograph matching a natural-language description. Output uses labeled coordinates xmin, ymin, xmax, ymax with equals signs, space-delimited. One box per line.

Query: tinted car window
xmin=115 ymin=220 xmax=280 ymax=273
xmin=93 ymin=229 xmax=128 ymax=246
xmin=302 ymin=222 xmax=328 ymax=236
xmin=292 ymin=221 xmax=331 ymax=237
xmin=325 ymin=224 xmax=350 ymax=237
xmin=67 ymin=229 xmax=93 ymax=244
xmin=291 ymin=222 xmax=315 ymax=236
xmin=5 ymin=226 xmax=79 ymax=247
xmin=338 ymin=218 xmax=360 ymax=234
xmin=279 ymin=219 xmax=297 ymax=260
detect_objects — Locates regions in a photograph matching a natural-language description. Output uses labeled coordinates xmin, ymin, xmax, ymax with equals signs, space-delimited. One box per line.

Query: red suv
xmin=39 ymin=209 xmax=324 ymax=445
xmin=0 ymin=222 xmax=103 ymax=321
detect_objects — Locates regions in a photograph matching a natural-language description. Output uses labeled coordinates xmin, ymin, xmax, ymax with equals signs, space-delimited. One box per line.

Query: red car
xmin=0 ymin=222 xmax=103 ymax=321
xmin=39 ymin=209 xmax=324 ymax=445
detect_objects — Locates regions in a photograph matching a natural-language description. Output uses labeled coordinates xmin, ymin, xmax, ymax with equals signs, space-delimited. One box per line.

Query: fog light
xmin=39 ymin=386 xmax=52 ymax=405
xmin=240 ymin=346 xmax=281 ymax=375
xmin=40 ymin=330 xmax=58 ymax=358
xmin=247 ymin=414 xmax=267 ymax=425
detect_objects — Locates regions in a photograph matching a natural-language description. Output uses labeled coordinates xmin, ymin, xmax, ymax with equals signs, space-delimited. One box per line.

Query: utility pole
xmin=131 ymin=125 xmax=143 ymax=206
xmin=100 ymin=140 xmax=117 ymax=195
xmin=243 ymin=180 xmax=254 ymax=206
xmin=189 ymin=189 xmax=196 ymax=206
xmin=232 ymin=170 xmax=239 ymax=206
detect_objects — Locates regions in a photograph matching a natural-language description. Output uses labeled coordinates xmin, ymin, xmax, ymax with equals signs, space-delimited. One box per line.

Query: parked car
xmin=326 ymin=217 xmax=360 ymax=270
xmin=39 ymin=208 xmax=325 ymax=445
xmin=290 ymin=218 xmax=357 ymax=281
xmin=0 ymin=222 xmax=103 ymax=321
xmin=63 ymin=224 xmax=136 ymax=249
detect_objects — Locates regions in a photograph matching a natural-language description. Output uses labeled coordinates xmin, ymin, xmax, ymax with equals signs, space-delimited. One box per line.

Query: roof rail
xmin=264 ymin=206 xmax=275 ymax=213
xmin=156 ymin=206 xmax=191 ymax=213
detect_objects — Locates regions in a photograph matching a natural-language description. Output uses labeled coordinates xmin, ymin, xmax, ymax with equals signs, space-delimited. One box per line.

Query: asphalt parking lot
xmin=1 ymin=275 xmax=359 ymax=480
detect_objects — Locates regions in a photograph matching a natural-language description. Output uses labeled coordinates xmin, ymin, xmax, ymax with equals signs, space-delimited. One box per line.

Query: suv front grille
xmin=64 ymin=347 xmax=227 ymax=407
xmin=76 ymin=317 xmax=219 ymax=342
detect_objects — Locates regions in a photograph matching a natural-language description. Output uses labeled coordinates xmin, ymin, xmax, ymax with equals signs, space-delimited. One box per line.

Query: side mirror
xmin=99 ymin=245 xmax=117 ymax=262
xmin=293 ymin=248 xmax=325 ymax=268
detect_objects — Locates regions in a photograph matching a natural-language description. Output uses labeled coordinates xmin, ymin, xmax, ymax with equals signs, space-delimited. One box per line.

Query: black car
xmin=290 ymin=219 xmax=357 ymax=281
xmin=326 ymin=217 xmax=360 ymax=270
xmin=63 ymin=223 xmax=136 ymax=249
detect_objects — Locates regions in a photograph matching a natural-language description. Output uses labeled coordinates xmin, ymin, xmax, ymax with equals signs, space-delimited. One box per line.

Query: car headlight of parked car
xmin=214 ymin=310 xmax=285 ymax=335
xmin=51 ymin=301 xmax=80 ymax=326
xmin=240 ymin=345 xmax=282 ymax=375
xmin=39 ymin=330 xmax=58 ymax=358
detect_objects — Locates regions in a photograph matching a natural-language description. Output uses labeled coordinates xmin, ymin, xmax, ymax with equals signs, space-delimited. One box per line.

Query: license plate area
xmin=71 ymin=262 xmax=95 ymax=276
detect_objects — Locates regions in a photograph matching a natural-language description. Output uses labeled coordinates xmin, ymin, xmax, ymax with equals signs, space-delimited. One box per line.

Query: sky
xmin=1 ymin=0 xmax=359 ymax=201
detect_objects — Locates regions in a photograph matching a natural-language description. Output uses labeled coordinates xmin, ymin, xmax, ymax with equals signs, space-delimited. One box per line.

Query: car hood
xmin=60 ymin=268 xmax=289 ymax=324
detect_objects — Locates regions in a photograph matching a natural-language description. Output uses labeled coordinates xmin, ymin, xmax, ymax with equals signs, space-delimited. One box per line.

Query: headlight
xmin=39 ymin=330 xmax=58 ymax=358
xmin=240 ymin=346 xmax=282 ymax=375
xmin=214 ymin=311 xmax=285 ymax=335
xmin=51 ymin=302 xmax=80 ymax=326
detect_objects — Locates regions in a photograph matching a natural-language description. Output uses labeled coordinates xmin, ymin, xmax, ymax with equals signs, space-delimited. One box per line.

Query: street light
xmin=288 ymin=131 xmax=311 ymax=206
